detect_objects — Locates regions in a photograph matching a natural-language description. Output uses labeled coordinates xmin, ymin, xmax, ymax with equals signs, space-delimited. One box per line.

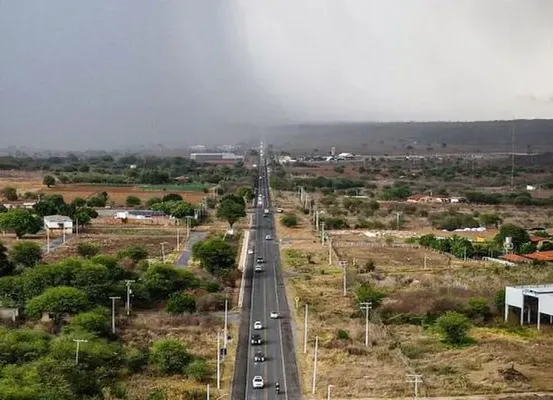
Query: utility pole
xmin=224 ymin=298 xmax=228 ymax=352
xmin=312 ymin=335 xmax=319 ymax=394
xmin=217 ymin=331 xmax=221 ymax=389
xmin=359 ymin=302 xmax=372 ymax=347
xmin=327 ymin=384 xmax=334 ymax=400
xmin=339 ymin=261 xmax=347 ymax=296
xmin=396 ymin=212 xmax=401 ymax=230
xmin=176 ymin=220 xmax=180 ymax=251
xmin=406 ymin=374 xmax=423 ymax=399
xmin=328 ymin=238 xmax=332 ymax=265
xmin=186 ymin=216 xmax=193 ymax=239
xmin=321 ymin=222 xmax=325 ymax=245
xmin=303 ymin=304 xmax=308 ymax=354
xmin=206 ymin=384 xmax=210 ymax=400
xmin=510 ymin=125 xmax=515 ymax=191
xmin=423 ymin=254 xmax=427 ymax=270
xmin=73 ymin=339 xmax=88 ymax=365
xmin=109 ymin=296 xmax=121 ymax=334
xmin=315 ymin=210 xmax=320 ymax=230
xmin=46 ymin=227 xmax=50 ymax=253
xmin=125 ymin=280 xmax=135 ymax=316
xmin=160 ymin=242 xmax=167 ymax=263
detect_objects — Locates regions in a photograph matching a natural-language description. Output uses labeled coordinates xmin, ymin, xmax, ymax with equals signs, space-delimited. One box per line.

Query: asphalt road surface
xmin=175 ymin=231 xmax=207 ymax=267
xmin=232 ymin=155 xmax=301 ymax=399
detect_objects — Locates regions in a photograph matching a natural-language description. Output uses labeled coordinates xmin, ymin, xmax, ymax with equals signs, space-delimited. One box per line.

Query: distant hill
xmin=267 ymin=119 xmax=553 ymax=155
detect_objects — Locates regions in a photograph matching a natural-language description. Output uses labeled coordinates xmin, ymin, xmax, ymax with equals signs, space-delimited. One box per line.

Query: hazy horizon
xmin=1 ymin=1 xmax=552 ymax=150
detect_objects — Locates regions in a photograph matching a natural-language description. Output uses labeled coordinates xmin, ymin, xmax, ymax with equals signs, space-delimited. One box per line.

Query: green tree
xmin=9 ymin=241 xmax=42 ymax=269
xmin=479 ymin=213 xmax=502 ymax=228
xmin=465 ymin=298 xmax=491 ymax=322
xmin=0 ymin=209 xmax=42 ymax=238
xmin=125 ymin=195 xmax=141 ymax=207
xmin=166 ymin=292 xmax=197 ymax=314
xmin=71 ymin=197 xmax=87 ymax=208
xmin=142 ymin=264 xmax=198 ymax=299
xmin=280 ymin=213 xmax=298 ymax=227
xmin=169 ymin=201 xmax=194 ymax=219
xmin=0 ymin=242 xmax=14 ymax=277
xmin=76 ymin=242 xmax=100 ymax=258
xmin=354 ymin=282 xmax=386 ymax=308
xmin=236 ymin=186 xmax=254 ymax=201
xmin=26 ymin=286 xmax=89 ymax=322
xmin=216 ymin=195 xmax=246 ymax=228
xmin=66 ymin=307 xmax=110 ymax=337
xmin=1 ymin=186 xmax=18 ymax=201
xmin=0 ymin=327 xmax=51 ymax=365
xmin=436 ymin=311 xmax=471 ymax=345
xmin=494 ymin=223 xmax=530 ymax=252
xmin=42 ymin=175 xmax=56 ymax=188
xmin=73 ymin=207 xmax=98 ymax=227
xmin=150 ymin=339 xmax=191 ymax=374
xmin=519 ymin=242 xmax=537 ymax=254
xmin=185 ymin=359 xmax=212 ymax=382
xmin=192 ymin=238 xmax=236 ymax=275
xmin=145 ymin=197 xmax=162 ymax=208
xmin=162 ymin=193 xmax=183 ymax=202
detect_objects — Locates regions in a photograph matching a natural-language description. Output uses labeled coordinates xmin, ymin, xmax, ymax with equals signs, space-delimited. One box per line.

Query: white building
xmin=505 ymin=284 xmax=553 ymax=330
xmin=43 ymin=215 xmax=73 ymax=233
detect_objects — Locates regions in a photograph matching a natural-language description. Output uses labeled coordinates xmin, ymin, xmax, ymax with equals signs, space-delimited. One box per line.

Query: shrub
xmin=26 ymin=286 xmax=89 ymax=319
xmin=67 ymin=307 xmax=110 ymax=336
xmin=337 ymin=329 xmax=350 ymax=340
xmin=125 ymin=195 xmax=141 ymax=207
xmin=77 ymin=242 xmax=100 ymax=258
xmin=185 ymin=359 xmax=212 ymax=382
xmin=166 ymin=292 xmax=197 ymax=314
xmin=150 ymin=339 xmax=191 ymax=374
xmin=465 ymin=298 xmax=491 ymax=322
xmin=494 ymin=289 xmax=505 ymax=312
xmin=196 ymin=293 xmax=225 ymax=312
xmin=117 ymin=246 xmax=148 ymax=263
xmin=9 ymin=241 xmax=42 ymax=269
xmin=125 ymin=347 xmax=149 ymax=373
xmin=354 ymin=282 xmax=385 ymax=308
xmin=280 ymin=213 xmax=298 ymax=228
xmin=435 ymin=311 xmax=471 ymax=345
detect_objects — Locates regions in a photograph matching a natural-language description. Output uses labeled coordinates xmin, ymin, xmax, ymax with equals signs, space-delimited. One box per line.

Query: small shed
xmin=43 ymin=215 xmax=73 ymax=233
xmin=505 ymin=284 xmax=553 ymax=330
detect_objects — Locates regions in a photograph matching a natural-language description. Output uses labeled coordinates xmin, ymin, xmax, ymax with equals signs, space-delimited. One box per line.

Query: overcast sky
xmin=1 ymin=1 xmax=552 ymax=150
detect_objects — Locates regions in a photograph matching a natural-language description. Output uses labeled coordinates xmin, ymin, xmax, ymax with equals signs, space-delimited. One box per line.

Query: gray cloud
xmin=1 ymin=1 xmax=552 ymax=150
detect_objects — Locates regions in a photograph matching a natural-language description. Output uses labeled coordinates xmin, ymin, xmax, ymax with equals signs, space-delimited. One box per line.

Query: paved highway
xmin=232 ymin=152 xmax=301 ymax=399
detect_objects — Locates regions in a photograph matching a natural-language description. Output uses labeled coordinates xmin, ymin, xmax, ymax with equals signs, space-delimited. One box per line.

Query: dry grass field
xmin=273 ymin=190 xmax=553 ymax=399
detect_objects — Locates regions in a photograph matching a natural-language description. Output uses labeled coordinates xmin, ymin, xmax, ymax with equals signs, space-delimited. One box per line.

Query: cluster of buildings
xmin=407 ymin=194 xmax=468 ymax=204
xmin=189 ymin=152 xmax=244 ymax=163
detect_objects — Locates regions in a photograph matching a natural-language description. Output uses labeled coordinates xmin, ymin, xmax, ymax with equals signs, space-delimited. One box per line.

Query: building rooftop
xmin=43 ymin=215 xmax=72 ymax=222
xmin=523 ymin=250 xmax=553 ymax=262
xmin=500 ymin=254 xmax=531 ymax=263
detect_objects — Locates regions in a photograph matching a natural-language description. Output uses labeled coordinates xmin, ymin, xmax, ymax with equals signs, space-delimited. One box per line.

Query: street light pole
xmin=206 ymin=384 xmax=210 ymax=400
xmin=217 ymin=331 xmax=221 ymax=389
xmin=176 ymin=220 xmax=180 ymax=251
xmin=303 ymin=304 xmax=308 ymax=354
xmin=223 ymin=298 xmax=228 ymax=351
xmin=359 ymin=302 xmax=372 ymax=347
xmin=339 ymin=261 xmax=347 ymax=296
xmin=327 ymin=384 xmax=334 ymax=400
xmin=312 ymin=335 xmax=319 ymax=394
xmin=125 ymin=280 xmax=135 ymax=316
xmin=109 ymin=296 xmax=121 ymax=334
xmin=73 ymin=339 xmax=88 ymax=365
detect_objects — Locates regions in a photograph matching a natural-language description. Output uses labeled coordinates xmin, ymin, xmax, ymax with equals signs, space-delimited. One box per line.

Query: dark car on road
xmin=251 ymin=334 xmax=262 ymax=345
xmin=254 ymin=351 xmax=265 ymax=362
xmin=256 ymin=257 xmax=264 ymax=263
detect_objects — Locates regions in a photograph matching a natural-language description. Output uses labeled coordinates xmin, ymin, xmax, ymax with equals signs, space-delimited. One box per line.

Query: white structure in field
xmin=505 ymin=285 xmax=553 ymax=330
xmin=43 ymin=215 xmax=73 ymax=233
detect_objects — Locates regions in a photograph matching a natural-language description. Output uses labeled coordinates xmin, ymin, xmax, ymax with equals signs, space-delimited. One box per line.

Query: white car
xmin=248 ymin=249 xmax=254 ymax=255
xmin=265 ymin=234 xmax=272 ymax=240
xmin=254 ymin=321 xmax=262 ymax=330
xmin=270 ymin=311 xmax=279 ymax=319
xmin=252 ymin=376 xmax=264 ymax=389
xmin=255 ymin=264 xmax=263 ymax=272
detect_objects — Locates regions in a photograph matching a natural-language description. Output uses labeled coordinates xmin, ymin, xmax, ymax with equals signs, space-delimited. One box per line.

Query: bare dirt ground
xmin=0 ymin=176 xmax=206 ymax=205
xmin=274 ymin=190 xmax=553 ymax=399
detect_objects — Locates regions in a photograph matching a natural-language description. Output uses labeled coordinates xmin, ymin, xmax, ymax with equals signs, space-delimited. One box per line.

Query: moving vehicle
xmin=256 ymin=257 xmax=264 ymax=263
xmin=265 ymin=234 xmax=272 ymax=240
xmin=254 ymin=321 xmax=262 ymax=330
xmin=252 ymin=376 xmax=264 ymax=389
xmin=251 ymin=334 xmax=261 ymax=345
xmin=248 ymin=249 xmax=254 ymax=255
xmin=276 ymin=208 xmax=283 ymax=213
xmin=270 ymin=311 xmax=279 ymax=319
xmin=255 ymin=264 xmax=263 ymax=272
xmin=254 ymin=351 xmax=265 ymax=362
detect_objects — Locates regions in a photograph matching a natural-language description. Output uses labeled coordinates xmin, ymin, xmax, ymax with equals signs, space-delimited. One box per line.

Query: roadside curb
xmin=237 ymin=214 xmax=252 ymax=309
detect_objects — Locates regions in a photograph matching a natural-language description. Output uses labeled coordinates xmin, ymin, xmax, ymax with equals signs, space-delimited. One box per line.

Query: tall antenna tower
xmin=510 ymin=125 xmax=515 ymax=191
